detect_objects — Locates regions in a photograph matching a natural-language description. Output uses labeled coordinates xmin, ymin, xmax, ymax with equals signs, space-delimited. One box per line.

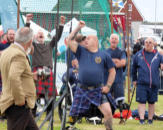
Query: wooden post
xmin=126 ymin=0 xmax=131 ymax=103
xmin=17 ymin=0 xmax=20 ymax=29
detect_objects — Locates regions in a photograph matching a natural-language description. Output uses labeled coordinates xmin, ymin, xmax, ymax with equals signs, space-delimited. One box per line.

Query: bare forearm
xmin=68 ymin=26 xmax=80 ymax=41
xmin=112 ymin=58 xmax=126 ymax=68
xmin=106 ymin=67 xmax=116 ymax=87
xmin=67 ymin=26 xmax=80 ymax=52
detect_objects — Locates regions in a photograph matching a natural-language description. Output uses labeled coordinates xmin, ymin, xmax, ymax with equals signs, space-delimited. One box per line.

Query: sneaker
xmin=139 ymin=119 xmax=145 ymax=125
xmin=148 ymin=119 xmax=153 ymax=125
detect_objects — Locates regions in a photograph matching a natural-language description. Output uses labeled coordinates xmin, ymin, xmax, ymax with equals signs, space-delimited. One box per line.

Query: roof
xmin=20 ymin=0 xmax=57 ymax=12
xmin=119 ymin=0 xmax=143 ymax=21
xmin=52 ymin=0 xmax=109 ymax=13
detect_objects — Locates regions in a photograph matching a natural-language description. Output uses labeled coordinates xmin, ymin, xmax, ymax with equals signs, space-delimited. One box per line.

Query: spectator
xmin=132 ymin=37 xmax=163 ymax=125
xmin=26 ymin=14 xmax=65 ymax=117
xmin=0 ymin=27 xmax=39 ymax=130
xmin=105 ymin=33 xmax=126 ymax=120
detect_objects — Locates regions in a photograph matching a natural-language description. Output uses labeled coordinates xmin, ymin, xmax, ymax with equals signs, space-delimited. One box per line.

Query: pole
xmin=126 ymin=0 xmax=131 ymax=103
xmin=51 ymin=0 xmax=60 ymax=129
xmin=109 ymin=0 xmax=113 ymax=33
xmin=125 ymin=85 xmax=136 ymax=123
xmin=154 ymin=0 xmax=157 ymax=33
xmin=61 ymin=0 xmax=74 ymax=129
xmin=17 ymin=0 xmax=20 ymax=29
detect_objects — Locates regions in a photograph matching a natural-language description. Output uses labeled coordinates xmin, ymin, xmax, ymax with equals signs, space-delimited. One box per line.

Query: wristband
xmin=106 ymin=84 xmax=111 ymax=88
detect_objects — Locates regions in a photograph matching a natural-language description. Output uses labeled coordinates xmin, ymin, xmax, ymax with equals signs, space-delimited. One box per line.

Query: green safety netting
xmin=20 ymin=0 xmax=126 ymax=87
xmin=20 ymin=0 xmax=123 ymax=51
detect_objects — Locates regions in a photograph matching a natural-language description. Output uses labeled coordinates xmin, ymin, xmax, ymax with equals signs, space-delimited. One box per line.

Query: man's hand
xmin=112 ymin=58 xmax=119 ymax=64
xmin=60 ymin=16 xmax=66 ymax=25
xmin=33 ymin=71 xmax=38 ymax=81
xmin=133 ymin=81 xmax=137 ymax=87
xmin=26 ymin=14 xmax=33 ymax=23
xmin=78 ymin=21 xmax=85 ymax=29
xmin=17 ymin=101 xmax=25 ymax=106
xmin=101 ymin=86 xmax=110 ymax=94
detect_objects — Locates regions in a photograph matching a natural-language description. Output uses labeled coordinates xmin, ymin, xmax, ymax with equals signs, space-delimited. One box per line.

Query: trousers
xmin=5 ymin=105 xmax=39 ymax=130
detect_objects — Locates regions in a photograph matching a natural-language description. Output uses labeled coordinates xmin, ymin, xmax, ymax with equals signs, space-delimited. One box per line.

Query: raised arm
xmin=25 ymin=14 xmax=33 ymax=27
xmin=67 ymin=21 xmax=85 ymax=53
xmin=50 ymin=16 xmax=66 ymax=48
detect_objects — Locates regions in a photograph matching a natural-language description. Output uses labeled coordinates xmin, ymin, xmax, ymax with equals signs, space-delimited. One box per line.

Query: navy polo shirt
xmin=74 ymin=45 xmax=115 ymax=86
xmin=0 ymin=43 xmax=11 ymax=50
xmin=106 ymin=47 xmax=126 ymax=83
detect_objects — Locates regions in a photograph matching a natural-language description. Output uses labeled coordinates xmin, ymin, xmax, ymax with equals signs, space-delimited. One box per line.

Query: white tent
xmin=50 ymin=17 xmax=97 ymax=53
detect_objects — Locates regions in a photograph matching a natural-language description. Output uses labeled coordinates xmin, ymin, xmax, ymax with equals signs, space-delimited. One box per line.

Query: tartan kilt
xmin=33 ymin=67 xmax=58 ymax=97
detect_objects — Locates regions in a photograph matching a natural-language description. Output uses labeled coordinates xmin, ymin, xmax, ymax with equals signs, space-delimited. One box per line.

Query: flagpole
xmin=155 ymin=0 xmax=157 ymax=33
xmin=17 ymin=0 xmax=20 ymax=29
xmin=126 ymin=0 xmax=131 ymax=103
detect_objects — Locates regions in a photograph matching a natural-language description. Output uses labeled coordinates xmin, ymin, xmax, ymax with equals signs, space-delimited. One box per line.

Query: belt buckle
xmin=87 ymin=86 xmax=95 ymax=90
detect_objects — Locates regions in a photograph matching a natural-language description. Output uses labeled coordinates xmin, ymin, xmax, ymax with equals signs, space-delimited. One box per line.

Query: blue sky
xmin=133 ymin=0 xmax=163 ymax=22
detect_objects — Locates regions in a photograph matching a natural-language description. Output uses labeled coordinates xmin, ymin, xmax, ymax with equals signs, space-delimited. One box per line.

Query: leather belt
xmin=78 ymin=83 xmax=103 ymax=90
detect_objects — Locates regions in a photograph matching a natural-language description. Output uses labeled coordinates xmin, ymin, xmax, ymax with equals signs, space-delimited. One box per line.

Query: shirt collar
xmin=14 ymin=42 xmax=25 ymax=52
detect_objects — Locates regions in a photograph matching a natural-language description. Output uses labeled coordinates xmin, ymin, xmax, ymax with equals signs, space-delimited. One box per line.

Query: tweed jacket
xmin=0 ymin=44 xmax=36 ymax=114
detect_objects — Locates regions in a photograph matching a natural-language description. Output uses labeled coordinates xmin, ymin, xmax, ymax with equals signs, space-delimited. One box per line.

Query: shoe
xmin=148 ymin=119 xmax=153 ymax=125
xmin=139 ymin=119 xmax=145 ymax=125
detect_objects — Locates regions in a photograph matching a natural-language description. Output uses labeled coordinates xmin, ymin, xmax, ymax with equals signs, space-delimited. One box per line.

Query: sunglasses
xmin=81 ymin=36 xmax=86 ymax=41
xmin=145 ymin=41 xmax=153 ymax=44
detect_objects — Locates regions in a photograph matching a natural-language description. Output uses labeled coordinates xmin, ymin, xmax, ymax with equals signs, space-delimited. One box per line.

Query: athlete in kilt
xmin=67 ymin=21 xmax=116 ymax=130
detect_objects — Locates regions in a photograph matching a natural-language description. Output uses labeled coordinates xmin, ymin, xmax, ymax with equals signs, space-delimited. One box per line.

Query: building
xmin=119 ymin=0 xmax=144 ymax=41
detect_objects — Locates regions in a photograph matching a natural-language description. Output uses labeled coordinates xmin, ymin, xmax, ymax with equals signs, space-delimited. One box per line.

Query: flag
xmin=0 ymin=0 xmax=24 ymax=33
xmin=112 ymin=0 xmax=124 ymax=8
xmin=112 ymin=15 xmax=126 ymax=49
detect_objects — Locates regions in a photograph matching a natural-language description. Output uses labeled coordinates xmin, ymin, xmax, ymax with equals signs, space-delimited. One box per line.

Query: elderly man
xmin=105 ymin=33 xmax=126 ymax=121
xmin=67 ymin=21 xmax=116 ymax=130
xmin=132 ymin=37 xmax=163 ymax=125
xmin=26 ymin=14 xmax=65 ymax=118
xmin=26 ymin=14 xmax=65 ymax=97
xmin=0 ymin=27 xmax=38 ymax=130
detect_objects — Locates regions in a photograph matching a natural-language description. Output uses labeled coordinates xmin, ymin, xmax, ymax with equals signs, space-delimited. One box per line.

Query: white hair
xmin=110 ymin=33 xmax=119 ymax=41
xmin=15 ymin=27 xmax=33 ymax=45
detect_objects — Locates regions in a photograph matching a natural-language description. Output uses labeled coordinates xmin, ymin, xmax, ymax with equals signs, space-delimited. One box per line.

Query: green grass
xmin=1 ymin=91 xmax=163 ymax=130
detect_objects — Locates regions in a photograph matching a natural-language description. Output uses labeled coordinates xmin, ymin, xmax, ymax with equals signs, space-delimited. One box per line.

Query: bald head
xmin=85 ymin=35 xmax=98 ymax=52
xmin=15 ymin=27 xmax=33 ymax=45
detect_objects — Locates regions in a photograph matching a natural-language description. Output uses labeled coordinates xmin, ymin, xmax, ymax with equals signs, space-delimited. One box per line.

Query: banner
xmin=112 ymin=0 xmax=124 ymax=8
xmin=0 ymin=0 xmax=24 ymax=33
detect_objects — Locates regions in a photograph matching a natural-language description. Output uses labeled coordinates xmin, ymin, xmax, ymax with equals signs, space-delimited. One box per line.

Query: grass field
xmin=1 ymin=90 xmax=163 ymax=130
